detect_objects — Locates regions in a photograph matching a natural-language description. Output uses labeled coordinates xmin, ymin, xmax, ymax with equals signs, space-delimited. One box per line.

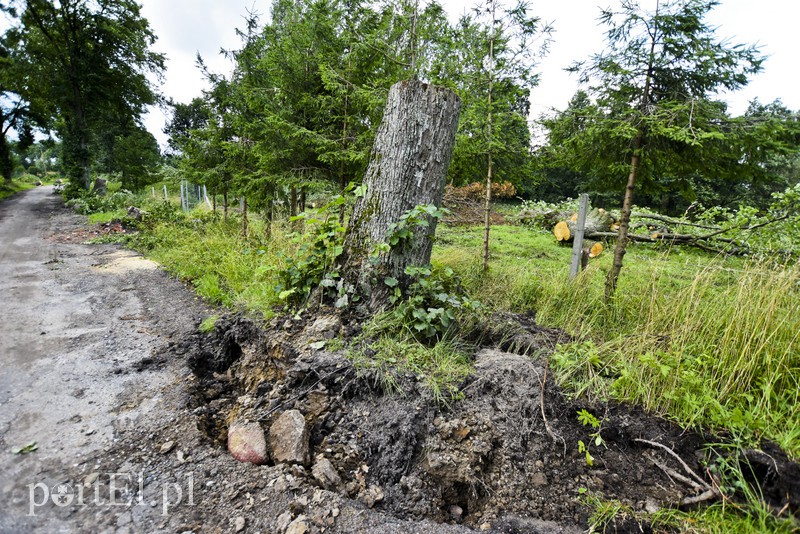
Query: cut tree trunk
xmin=554 ymin=208 xmax=616 ymax=242
xmin=341 ymin=80 xmax=461 ymax=311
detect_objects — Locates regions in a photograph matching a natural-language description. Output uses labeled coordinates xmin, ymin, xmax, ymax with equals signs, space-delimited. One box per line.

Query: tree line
xmin=2 ymin=0 xmax=798 ymax=234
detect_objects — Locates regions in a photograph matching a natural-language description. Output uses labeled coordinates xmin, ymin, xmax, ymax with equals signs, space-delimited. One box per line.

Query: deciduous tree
xmin=12 ymin=0 xmax=164 ymax=190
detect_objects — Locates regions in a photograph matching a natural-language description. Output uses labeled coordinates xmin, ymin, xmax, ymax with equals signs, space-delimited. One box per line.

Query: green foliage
xmin=576 ymin=409 xmax=605 ymax=467
xmin=385 ymin=204 xmax=447 ymax=250
xmin=547 ymin=257 xmax=800 ymax=458
xmin=11 ymin=0 xmax=164 ymax=188
xmin=383 ymin=264 xmax=482 ymax=340
xmin=433 ymin=220 xmax=800 ymax=458
xmin=132 ymin=214 xmax=290 ymax=317
xmin=64 ymin=189 xmax=136 ymax=215
xmin=537 ymin=0 xmax=780 ymax=217
xmin=276 ymin=213 xmax=346 ymax=308
xmin=110 ymin=128 xmax=161 ymax=191
xmin=428 ymin=0 xmax=549 ymax=193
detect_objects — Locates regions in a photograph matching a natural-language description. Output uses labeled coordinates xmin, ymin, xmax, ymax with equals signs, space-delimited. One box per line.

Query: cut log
xmin=554 ymin=221 xmax=571 ymax=242
xmin=341 ymin=80 xmax=462 ymax=311
xmin=553 ymin=208 xmax=615 ymax=242
xmin=587 ymin=241 xmax=604 ymax=258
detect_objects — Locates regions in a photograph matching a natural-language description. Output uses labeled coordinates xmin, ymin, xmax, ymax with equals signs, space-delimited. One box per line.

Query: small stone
xmin=358 ymin=485 xmax=384 ymax=508
xmin=286 ymin=516 xmax=309 ymax=534
xmin=268 ymin=410 xmax=310 ymax=466
xmin=531 ymin=472 xmax=548 ymax=487
xmin=309 ymin=316 xmax=341 ymax=338
xmin=644 ymin=497 xmax=660 ymax=514
xmin=228 ymin=421 xmax=268 ymax=465
xmin=331 ymin=508 xmax=340 ymax=518
xmin=448 ymin=504 xmax=463 ymax=521
xmin=275 ymin=511 xmax=293 ymax=532
xmin=453 ymin=426 xmax=471 ymax=442
xmin=480 ymin=523 xmax=491 ymax=531
xmin=234 ymin=516 xmax=246 ymax=532
xmin=312 ymin=456 xmax=343 ymax=490
xmin=160 ymin=441 xmax=175 ymax=454
xmin=84 ymin=472 xmax=99 ymax=487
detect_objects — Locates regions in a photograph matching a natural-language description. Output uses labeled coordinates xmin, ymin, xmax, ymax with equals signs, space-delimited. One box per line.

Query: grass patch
xmin=88 ymin=209 xmax=127 ymax=224
xmin=0 ymin=180 xmax=37 ymax=202
xmin=199 ymin=315 xmax=220 ymax=333
xmin=579 ymin=489 xmax=797 ymax=534
xmin=434 ymin=224 xmax=800 ymax=458
xmin=348 ymin=328 xmax=473 ymax=405
xmin=132 ymin=212 xmax=294 ymax=318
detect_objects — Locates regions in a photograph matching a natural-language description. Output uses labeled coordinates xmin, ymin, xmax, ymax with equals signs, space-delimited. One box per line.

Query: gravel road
xmin=0 ymin=187 xmax=210 ymax=532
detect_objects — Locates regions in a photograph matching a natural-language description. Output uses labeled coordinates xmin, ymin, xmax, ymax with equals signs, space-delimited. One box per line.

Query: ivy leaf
xmin=384 ymin=277 xmax=399 ymax=288
xmin=279 ymin=288 xmax=296 ymax=300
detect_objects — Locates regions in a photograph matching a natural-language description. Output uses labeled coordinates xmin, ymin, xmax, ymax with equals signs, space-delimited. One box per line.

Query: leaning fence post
xmin=570 ymin=194 xmax=590 ymax=279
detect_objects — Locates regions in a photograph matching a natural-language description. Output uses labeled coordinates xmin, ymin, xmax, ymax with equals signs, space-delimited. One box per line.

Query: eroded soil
xmin=1 ymin=187 xmax=797 ymax=534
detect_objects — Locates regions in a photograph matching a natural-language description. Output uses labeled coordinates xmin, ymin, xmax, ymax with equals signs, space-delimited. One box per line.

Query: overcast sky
xmin=139 ymin=0 xmax=800 ymax=147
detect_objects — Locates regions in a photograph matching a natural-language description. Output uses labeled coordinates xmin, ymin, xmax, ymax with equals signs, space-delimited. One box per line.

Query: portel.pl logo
xmin=28 ymin=471 xmax=194 ymax=516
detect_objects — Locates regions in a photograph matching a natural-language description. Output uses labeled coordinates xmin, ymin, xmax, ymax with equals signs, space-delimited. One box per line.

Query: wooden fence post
xmin=570 ymin=194 xmax=590 ymax=279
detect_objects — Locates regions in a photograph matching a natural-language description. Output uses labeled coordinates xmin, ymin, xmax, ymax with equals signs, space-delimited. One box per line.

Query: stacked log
xmin=553 ymin=208 xmax=616 ymax=242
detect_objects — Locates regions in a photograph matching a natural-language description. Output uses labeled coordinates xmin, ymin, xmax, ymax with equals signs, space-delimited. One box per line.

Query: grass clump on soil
xmin=348 ymin=328 xmax=473 ymax=405
xmin=199 ymin=315 xmax=220 ymax=333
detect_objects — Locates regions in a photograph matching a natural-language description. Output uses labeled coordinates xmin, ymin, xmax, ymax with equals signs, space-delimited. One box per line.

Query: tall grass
xmin=434 ymin=225 xmax=800 ymax=457
xmin=141 ymin=215 xmax=295 ymax=317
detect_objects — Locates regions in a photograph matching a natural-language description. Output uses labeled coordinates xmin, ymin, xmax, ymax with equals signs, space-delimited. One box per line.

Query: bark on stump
xmin=341 ymin=80 xmax=461 ymax=311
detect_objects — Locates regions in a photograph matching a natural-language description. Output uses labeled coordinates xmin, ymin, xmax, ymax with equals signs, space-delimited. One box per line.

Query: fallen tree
xmin=553 ymin=209 xmax=798 ymax=256
xmin=553 ymin=208 xmax=617 ymax=242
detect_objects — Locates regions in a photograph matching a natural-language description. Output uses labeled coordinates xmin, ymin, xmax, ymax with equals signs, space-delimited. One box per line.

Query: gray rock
xmin=127 ymin=206 xmax=144 ymax=221
xmin=358 ymin=485 xmax=384 ymax=508
xmin=275 ymin=511 xmax=293 ymax=533
xmin=531 ymin=472 xmax=548 ymax=487
xmin=228 ymin=421 xmax=268 ymax=465
xmin=309 ymin=315 xmax=341 ymax=339
xmin=448 ymin=504 xmax=463 ymax=521
xmin=311 ymin=455 xmax=342 ymax=490
xmin=269 ymin=410 xmax=310 ymax=466
xmin=285 ymin=516 xmax=309 ymax=534
xmin=234 ymin=516 xmax=246 ymax=532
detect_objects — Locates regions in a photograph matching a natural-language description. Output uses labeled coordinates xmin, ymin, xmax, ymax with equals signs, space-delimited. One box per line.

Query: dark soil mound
xmin=180 ymin=311 xmax=799 ymax=532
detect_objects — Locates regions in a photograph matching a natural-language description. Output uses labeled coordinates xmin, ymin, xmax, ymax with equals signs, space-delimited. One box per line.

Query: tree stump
xmin=341 ymin=80 xmax=461 ymax=310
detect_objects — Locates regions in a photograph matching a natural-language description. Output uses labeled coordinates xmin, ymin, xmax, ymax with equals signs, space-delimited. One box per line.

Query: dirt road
xmin=0 ymin=187 xmax=211 ymax=531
